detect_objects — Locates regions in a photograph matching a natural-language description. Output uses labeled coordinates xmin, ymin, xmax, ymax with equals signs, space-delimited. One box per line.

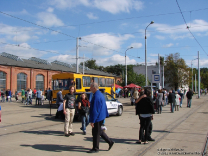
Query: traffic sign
xmin=152 ymin=74 xmax=161 ymax=83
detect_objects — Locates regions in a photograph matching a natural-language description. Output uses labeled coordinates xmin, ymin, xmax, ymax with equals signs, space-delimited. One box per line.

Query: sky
xmin=0 ymin=0 xmax=208 ymax=68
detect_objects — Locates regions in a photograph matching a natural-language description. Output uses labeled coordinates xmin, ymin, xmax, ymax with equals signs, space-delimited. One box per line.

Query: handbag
xmin=81 ymin=106 xmax=89 ymax=113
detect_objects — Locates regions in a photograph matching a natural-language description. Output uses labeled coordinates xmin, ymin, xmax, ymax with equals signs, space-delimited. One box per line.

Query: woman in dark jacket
xmin=78 ymin=93 xmax=90 ymax=135
xmin=135 ymin=89 xmax=155 ymax=144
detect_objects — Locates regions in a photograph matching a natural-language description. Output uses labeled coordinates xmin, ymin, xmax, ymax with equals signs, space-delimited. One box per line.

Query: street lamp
xmin=191 ymin=58 xmax=197 ymax=91
xmin=145 ymin=21 xmax=154 ymax=86
xmin=125 ymin=47 xmax=133 ymax=86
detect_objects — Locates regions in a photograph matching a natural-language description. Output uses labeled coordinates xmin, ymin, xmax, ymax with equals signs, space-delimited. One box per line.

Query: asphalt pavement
xmin=0 ymin=95 xmax=208 ymax=156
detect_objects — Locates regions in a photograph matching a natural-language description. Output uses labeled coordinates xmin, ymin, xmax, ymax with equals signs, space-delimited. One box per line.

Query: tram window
xmin=83 ymin=76 xmax=91 ymax=87
xmin=76 ymin=78 xmax=81 ymax=89
xmin=93 ymin=77 xmax=98 ymax=84
xmin=99 ymin=78 xmax=105 ymax=87
xmin=106 ymin=78 xmax=111 ymax=87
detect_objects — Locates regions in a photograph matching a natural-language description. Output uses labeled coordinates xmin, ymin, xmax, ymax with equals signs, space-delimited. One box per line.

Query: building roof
xmin=0 ymin=52 xmax=117 ymax=77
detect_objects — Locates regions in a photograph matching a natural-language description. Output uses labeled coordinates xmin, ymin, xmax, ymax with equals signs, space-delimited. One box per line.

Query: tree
xmin=105 ymin=64 xmax=125 ymax=76
xmin=80 ymin=59 xmax=98 ymax=69
xmin=164 ymin=53 xmax=189 ymax=90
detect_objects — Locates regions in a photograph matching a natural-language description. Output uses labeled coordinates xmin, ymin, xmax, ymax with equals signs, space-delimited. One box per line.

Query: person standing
xmin=1 ymin=89 xmax=5 ymax=103
xmin=15 ymin=90 xmax=18 ymax=101
xmin=78 ymin=93 xmax=90 ymax=135
xmin=47 ymin=88 xmax=52 ymax=105
xmin=157 ymin=89 xmax=163 ymax=114
xmin=44 ymin=88 xmax=48 ymax=100
xmin=175 ymin=91 xmax=180 ymax=111
xmin=168 ymin=90 xmax=175 ymax=113
xmin=36 ymin=89 xmax=42 ymax=105
xmin=135 ymin=89 xmax=155 ymax=144
xmin=56 ymin=88 xmax=64 ymax=107
xmin=133 ymin=88 xmax=139 ymax=106
xmin=8 ymin=89 xmax=12 ymax=102
xmin=6 ymin=89 xmax=9 ymax=102
xmin=179 ymin=90 xmax=184 ymax=108
xmin=21 ymin=89 xmax=25 ymax=103
xmin=186 ymin=89 xmax=193 ymax=108
xmin=110 ymin=86 xmax=115 ymax=98
xmin=33 ymin=88 xmax=37 ymax=99
xmin=63 ymin=85 xmax=76 ymax=137
xmin=88 ymin=82 xmax=114 ymax=153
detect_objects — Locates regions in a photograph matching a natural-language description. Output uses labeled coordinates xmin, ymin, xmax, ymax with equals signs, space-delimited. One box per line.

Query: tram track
xmin=137 ymin=99 xmax=207 ymax=156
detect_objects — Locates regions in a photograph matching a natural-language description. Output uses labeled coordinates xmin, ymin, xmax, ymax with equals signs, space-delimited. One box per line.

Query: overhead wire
xmin=175 ymin=0 xmax=208 ymax=56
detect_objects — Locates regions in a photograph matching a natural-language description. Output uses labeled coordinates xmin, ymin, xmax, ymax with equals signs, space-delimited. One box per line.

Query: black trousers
xmin=36 ymin=98 xmax=41 ymax=105
xmin=139 ymin=117 xmax=151 ymax=142
xmin=92 ymin=120 xmax=113 ymax=150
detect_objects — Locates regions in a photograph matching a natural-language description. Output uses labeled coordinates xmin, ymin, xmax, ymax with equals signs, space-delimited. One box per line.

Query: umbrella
xmin=124 ymin=83 xmax=141 ymax=88
xmin=115 ymin=84 xmax=123 ymax=89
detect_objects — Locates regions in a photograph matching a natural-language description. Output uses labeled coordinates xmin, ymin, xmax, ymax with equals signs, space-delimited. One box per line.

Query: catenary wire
xmin=176 ymin=0 xmax=208 ymax=56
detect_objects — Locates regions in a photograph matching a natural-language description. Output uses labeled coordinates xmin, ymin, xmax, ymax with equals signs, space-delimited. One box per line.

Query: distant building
xmin=0 ymin=52 xmax=121 ymax=94
xmin=133 ymin=65 xmax=189 ymax=91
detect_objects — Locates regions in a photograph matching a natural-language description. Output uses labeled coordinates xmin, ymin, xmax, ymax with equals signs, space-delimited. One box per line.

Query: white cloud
xmin=2 ymin=43 xmax=45 ymax=59
xmin=87 ymin=12 xmax=98 ymax=19
xmin=13 ymin=34 xmax=31 ymax=42
xmin=152 ymin=19 xmax=208 ymax=39
xmin=48 ymin=54 xmax=77 ymax=64
xmin=48 ymin=0 xmax=90 ymax=9
xmin=36 ymin=12 xmax=64 ymax=27
xmin=129 ymin=42 xmax=142 ymax=49
xmin=0 ymin=23 xmax=40 ymax=43
xmin=96 ymin=54 xmax=137 ymax=66
xmin=155 ymin=35 xmax=165 ymax=40
xmin=47 ymin=7 xmax=54 ymax=13
xmin=163 ymin=43 xmax=173 ymax=48
xmin=49 ymin=0 xmax=143 ymax=14
xmin=80 ymin=33 xmax=134 ymax=56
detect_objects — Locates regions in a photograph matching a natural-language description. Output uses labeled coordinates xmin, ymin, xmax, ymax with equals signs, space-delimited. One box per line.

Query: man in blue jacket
xmin=88 ymin=82 xmax=114 ymax=153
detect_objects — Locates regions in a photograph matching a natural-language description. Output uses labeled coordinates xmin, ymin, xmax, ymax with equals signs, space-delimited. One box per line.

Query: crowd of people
xmin=0 ymin=83 xmax=202 ymax=153
xmin=0 ymin=88 xmax=53 ymax=105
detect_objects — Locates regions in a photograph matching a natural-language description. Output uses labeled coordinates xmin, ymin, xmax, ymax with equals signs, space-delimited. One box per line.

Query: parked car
xmin=74 ymin=92 xmax=123 ymax=119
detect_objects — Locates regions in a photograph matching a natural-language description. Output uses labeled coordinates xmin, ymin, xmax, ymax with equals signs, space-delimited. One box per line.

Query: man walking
xmin=186 ymin=89 xmax=193 ymax=108
xmin=88 ymin=82 xmax=114 ymax=153
xmin=168 ymin=90 xmax=175 ymax=113
xmin=36 ymin=89 xmax=42 ymax=105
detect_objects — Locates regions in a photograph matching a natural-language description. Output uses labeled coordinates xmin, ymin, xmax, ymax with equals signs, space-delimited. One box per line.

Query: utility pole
xmin=198 ymin=51 xmax=200 ymax=98
xmin=76 ymin=37 xmax=79 ymax=73
xmin=162 ymin=64 xmax=164 ymax=88
xmin=158 ymin=54 xmax=160 ymax=89
xmin=83 ymin=54 xmax=85 ymax=75
xmin=195 ymin=74 xmax=196 ymax=92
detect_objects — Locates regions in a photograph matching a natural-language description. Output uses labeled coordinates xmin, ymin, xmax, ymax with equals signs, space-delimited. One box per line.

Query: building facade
xmin=0 ymin=52 xmax=121 ymax=94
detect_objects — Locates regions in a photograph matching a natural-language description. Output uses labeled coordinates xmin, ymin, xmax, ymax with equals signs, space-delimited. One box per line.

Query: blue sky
xmin=0 ymin=0 xmax=208 ymax=68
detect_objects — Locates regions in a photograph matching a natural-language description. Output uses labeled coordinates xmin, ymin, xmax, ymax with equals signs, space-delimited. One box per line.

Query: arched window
xmin=0 ymin=71 xmax=6 ymax=91
xmin=17 ymin=73 xmax=27 ymax=92
xmin=36 ymin=74 xmax=44 ymax=91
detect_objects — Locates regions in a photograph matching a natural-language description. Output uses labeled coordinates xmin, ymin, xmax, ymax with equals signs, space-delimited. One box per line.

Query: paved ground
xmin=0 ymin=95 xmax=208 ymax=156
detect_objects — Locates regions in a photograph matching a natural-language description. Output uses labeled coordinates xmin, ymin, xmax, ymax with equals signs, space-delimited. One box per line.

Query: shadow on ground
xmin=20 ymin=144 xmax=96 ymax=153
xmin=20 ymin=130 xmax=84 ymax=136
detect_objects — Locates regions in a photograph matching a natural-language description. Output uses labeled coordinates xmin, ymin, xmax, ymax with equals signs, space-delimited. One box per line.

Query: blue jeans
xmin=170 ymin=103 xmax=175 ymax=112
xmin=180 ymin=97 xmax=183 ymax=107
xmin=187 ymin=99 xmax=192 ymax=108
xmin=81 ymin=114 xmax=89 ymax=132
xmin=158 ymin=105 xmax=162 ymax=114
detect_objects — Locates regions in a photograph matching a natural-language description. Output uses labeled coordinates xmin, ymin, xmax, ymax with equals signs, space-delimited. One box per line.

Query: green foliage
xmin=164 ymin=53 xmax=189 ymax=90
xmin=80 ymin=59 xmax=98 ymax=69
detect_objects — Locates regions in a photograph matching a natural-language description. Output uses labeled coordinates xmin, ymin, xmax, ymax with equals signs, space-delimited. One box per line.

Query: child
xmin=41 ymin=94 xmax=44 ymax=105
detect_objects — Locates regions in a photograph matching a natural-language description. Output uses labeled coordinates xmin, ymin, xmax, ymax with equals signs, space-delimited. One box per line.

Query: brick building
xmin=0 ymin=52 xmax=121 ymax=94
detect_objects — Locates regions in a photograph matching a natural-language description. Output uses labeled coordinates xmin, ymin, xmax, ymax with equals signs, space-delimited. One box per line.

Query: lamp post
xmin=125 ymin=47 xmax=133 ymax=86
xmin=145 ymin=21 xmax=154 ymax=86
xmin=191 ymin=58 xmax=197 ymax=91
